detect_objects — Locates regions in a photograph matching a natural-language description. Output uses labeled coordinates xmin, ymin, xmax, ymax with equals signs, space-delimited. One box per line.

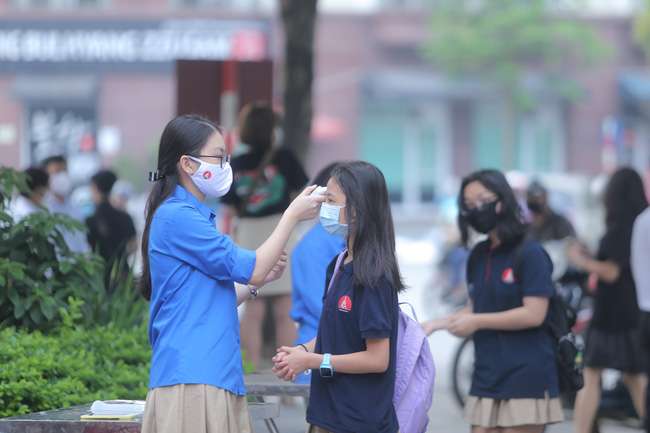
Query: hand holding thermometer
xmin=310 ymin=186 xmax=327 ymax=196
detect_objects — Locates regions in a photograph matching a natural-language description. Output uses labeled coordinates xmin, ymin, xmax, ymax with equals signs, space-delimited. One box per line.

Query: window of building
xmin=360 ymin=102 xmax=452 ymax=205
xmin=471 ymin=100 xmax=566 ymax=172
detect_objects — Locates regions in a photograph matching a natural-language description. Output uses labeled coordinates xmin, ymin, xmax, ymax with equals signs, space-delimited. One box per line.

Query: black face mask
xmin=466 ymin=200 xmax=499 ymax=234
xmin=526 ymin=200 xmax=543 ymax=214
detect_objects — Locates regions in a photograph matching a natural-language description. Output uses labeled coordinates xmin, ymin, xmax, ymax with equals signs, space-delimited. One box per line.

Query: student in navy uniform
xmin=273 ymin=160 xmax=405 ymax=433
xmin=423 ymin=169 xmax=563 ymax=433
xmin=138 ymin=114 xmax=323 ymax=433
xmin=289 ymin=162 xmax=346 ymax=384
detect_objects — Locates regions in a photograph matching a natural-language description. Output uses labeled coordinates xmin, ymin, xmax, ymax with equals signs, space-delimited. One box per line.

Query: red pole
xmin=221 ymin=60 xmax=239 ymax=236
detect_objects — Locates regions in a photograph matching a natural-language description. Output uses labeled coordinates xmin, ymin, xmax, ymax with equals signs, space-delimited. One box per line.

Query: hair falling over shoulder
xmin=331 ymin=160 xmax=406 ymax=293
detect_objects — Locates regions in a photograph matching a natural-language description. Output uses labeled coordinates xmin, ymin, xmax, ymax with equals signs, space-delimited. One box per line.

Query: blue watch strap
xmin=322 ymin=353 xmax=331 ymax=366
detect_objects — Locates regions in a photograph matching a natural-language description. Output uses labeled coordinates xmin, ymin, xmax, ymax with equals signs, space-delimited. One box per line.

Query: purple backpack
xmin=393 ymin=302 xmax=435 ymax=433
xmin=329 ymin=252 xmax=435 ymax=432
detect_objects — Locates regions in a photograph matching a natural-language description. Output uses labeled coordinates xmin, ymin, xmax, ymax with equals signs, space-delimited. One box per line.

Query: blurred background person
xmin=10 ymin=167 xmax=49 ymax=220
xmin=566 ymin=167 xmax=648 ymax=433
xmin=222 ymin=101 xmax=308 ymax=369
xmin=41 ymin=155 xmax=89 ymax=253
xmin=632 ymin=184 xmax=650 ymax=433
xmin=526 ymin=180 xmax=576 ymax=243
xmin=289 ymin=162 xmax=345 ymax=384
xmin=86 ymin=169 xmax=137 ymax=293
xmin=110 ymin=179 xmax=135 ymax=213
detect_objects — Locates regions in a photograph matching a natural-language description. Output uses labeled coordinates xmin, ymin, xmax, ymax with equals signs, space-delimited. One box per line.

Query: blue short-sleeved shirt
xmin=307 ymin=252 xmax=400 ymax=433
xmin=290 ymin=223 xmax=346 ymax=345
xmin=468 ymin=239 xmax=559 ymax=399
xmin=147 ymin=185 xmax=256 ymax=395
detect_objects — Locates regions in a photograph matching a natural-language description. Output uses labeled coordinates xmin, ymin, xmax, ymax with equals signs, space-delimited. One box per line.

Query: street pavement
xmin=254 ymin=226 xmax=642 ymax=432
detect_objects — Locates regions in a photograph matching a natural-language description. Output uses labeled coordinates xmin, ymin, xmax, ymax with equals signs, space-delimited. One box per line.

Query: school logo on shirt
xmin=338 ymin=295 xmax=352 ymax=313
xmin=203 ymin=171 xmax=212 ymax=179
xmin=502 ymin=268 xmax=515 ymax=284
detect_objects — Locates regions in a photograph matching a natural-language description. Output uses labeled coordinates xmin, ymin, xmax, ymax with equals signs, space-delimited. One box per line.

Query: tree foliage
xmin=423 ymin=0 xmax=610 ymax=108
xmin=633 ymin=0 xmax=650 ymax=57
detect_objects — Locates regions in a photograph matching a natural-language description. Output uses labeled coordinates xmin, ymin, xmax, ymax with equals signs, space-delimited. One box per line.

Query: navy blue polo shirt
xmin=307 ymin=252 xmax=400 ymax=433
xmin=468 ymin=239 xmax=559 ymax=399
xmin=147 ymin=186 xmax=256 ymax=395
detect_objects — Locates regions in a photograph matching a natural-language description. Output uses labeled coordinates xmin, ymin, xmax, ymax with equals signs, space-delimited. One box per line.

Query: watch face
xmin=320 ymin=367 xmax=333 ymax=378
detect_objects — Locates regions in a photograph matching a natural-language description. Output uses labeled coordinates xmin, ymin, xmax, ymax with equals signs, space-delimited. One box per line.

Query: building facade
xmin=0 ymin=0 xmax=648 ymax=211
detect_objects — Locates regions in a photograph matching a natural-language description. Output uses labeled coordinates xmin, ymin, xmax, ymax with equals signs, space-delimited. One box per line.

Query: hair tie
xmin=148 ymin=169 xmax=165 ymax=182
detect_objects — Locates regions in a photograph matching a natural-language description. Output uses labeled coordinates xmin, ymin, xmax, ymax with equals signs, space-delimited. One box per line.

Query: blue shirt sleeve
xmin=518 ymin=242 xmax=554 ymax=298
xmin=166 ymin=203 xmax=256 ymax=284
xmin=357 ymin=278 xmax=394 ymax=340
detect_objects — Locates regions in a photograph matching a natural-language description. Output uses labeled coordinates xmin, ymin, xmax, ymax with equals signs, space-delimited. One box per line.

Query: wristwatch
xmin=319 ymin=353 xmax=333 ymax=378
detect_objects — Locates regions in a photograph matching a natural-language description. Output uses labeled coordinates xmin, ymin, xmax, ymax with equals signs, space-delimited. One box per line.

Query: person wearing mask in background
xmin=289 ymin=162 xmax=345 ymax=384
xmin=110 ymin=179 xmax=135 ymax=213
xmin=566 ymin=167 xmax=648 ymax=433
xmin=631 ymin=188 xmax=650 ymax=433
xmin=10 ymin=167 xmax=49 ymax=220
xmin=422 ymin=169 xmax=563 ymax=433
xmin=41 ymin=156 xmax=89 ymax=253
xmin=526 ymin=180 xmax=576 ymax=243
xmin=221 ymin=101 xmax=308 ymax=369
xmin=86 ymin=170 xmax=137 ymax=292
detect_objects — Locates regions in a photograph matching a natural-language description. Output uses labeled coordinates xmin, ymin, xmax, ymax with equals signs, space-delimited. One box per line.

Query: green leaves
xmin=422 ymin=0 xmax=611 ymax=107
xmin=0 ymin=167 xmax=111 ymax=331
xmin=0 ymin=324 xmax=152 ymax=418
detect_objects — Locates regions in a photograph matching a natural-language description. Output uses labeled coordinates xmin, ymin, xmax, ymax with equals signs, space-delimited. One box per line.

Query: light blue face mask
xmin=319 ymin=202 xmax=348 ymax=238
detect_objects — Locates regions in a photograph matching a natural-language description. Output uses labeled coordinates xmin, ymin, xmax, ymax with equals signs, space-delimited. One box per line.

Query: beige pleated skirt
xmin=306 ymin=424 xmax=400 ymax=433
xmin=141 ymin=384 xmax=253 ymax=433
xmin=235 ymin=213 xmax=299 ymax=297
xmin=463 ymin=393 xmax=564 ymax=428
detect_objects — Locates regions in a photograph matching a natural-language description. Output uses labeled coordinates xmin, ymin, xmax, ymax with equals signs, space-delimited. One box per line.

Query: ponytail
xmin=137 ymin=114 xmax=222 ymax=301
xmin=137 ymin=172 xmax=178 ymax=300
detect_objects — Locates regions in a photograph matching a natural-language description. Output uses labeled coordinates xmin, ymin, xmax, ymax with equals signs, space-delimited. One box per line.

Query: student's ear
xmin=179 ymin=156 xmax=196 ymax=175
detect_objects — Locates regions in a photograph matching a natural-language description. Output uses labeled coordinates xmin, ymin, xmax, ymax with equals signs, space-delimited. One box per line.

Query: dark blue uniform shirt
xmin=307 ymin=252 xmax=400 ymax=433
xmin=468 ymin=239 xmax=559 ymax=399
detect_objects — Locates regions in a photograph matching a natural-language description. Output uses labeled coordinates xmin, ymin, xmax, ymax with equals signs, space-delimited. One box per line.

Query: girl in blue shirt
xmin=422 ymin=169 xmax=563 ymax=433
xmin=138 ymin=114 xmax=324 ymax=433
xmin=273 ymin=160 xmax=406 ymax=433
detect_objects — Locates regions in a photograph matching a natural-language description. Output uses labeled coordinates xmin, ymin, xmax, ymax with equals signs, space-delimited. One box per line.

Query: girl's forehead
xmin=201 ymin=132 xmax=225 ymax=153
xmin=464 ymin=181 xmax=493 ymax=198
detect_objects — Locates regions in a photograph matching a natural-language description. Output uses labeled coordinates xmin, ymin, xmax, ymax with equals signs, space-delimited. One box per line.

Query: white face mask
xmin=50 ymin=171 xmax=72 ymax=197
xmin=319 ymin=203 xmax=348 ymax=238
xmin=187 ymin=156 xmax=233 ymax=198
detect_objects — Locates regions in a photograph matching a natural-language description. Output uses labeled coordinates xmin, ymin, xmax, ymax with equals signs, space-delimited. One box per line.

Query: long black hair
xmin=138 ymin=114 xmax=222 ymax=300
xmin=330 ymin=161 xmax=405 ymax=293
xmin=457 ymin=169 xmax=526 ymax=248
xmin=603 ymin=167 xmax=648 ymax=229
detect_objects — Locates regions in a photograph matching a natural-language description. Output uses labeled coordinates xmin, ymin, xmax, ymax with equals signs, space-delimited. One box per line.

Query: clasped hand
xmin=272 ymin=346 xmax=309 ymax=382
xmin=447 ymin=315 xmax=477 ymax=338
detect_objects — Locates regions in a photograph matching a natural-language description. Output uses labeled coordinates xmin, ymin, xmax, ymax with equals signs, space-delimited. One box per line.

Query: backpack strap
xmin=399 ymin=302 xmax=420 ymax=323
xmin=511 ymin=235 xmax=535 ymax=284
xmin=327 ymin=250 xmax=347 ymax=294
